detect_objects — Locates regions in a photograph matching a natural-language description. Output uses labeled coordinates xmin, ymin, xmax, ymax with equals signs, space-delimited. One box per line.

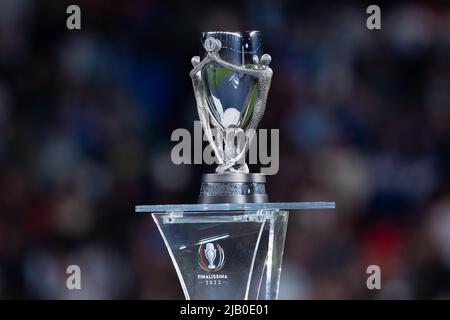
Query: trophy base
xmin=198 ymin=173 xmax=268 ymax=204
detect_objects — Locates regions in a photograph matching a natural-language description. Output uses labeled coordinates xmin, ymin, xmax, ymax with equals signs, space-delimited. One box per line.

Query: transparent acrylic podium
xmin=135 ymin=202 xmax=335 ymax=300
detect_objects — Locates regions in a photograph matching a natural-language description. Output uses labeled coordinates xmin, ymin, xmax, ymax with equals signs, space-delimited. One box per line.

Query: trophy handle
xmin=191 ymin=70 xmax=225 ymax=164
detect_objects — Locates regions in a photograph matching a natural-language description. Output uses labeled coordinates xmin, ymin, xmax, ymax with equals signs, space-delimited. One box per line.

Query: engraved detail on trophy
xmin=199 ymin=182 xmax=266 ymax=197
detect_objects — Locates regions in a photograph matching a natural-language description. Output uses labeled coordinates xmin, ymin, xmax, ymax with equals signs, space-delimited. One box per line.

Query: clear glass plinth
xmin=139 ymin=202 xmax=335 ymax=300
xmin=152 ymin=210 xmax=288 ymax=300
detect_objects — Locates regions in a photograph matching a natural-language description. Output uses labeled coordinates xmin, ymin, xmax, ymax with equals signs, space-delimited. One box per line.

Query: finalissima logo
xmin=197 ymin=242 xmax=225 ymax=272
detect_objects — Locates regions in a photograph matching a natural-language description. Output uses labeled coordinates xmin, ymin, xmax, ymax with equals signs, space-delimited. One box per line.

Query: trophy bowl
xmin=201 ymin=31 xmax=262 ymax=131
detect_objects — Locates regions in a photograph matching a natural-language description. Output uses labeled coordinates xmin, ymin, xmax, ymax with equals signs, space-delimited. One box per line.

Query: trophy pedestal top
xmin=135 ymin=201 xmax=335 ymax=213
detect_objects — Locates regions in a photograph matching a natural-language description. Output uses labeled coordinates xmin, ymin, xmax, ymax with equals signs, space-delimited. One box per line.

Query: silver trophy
xmin=190 ymin=31 xmax=272 ymax=204
xmin=136 ymin=31 xmax=335 ymax=300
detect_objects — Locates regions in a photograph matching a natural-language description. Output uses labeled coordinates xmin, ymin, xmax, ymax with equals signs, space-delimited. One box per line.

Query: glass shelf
xmin=135 ymin=201 xmax=335 ymax=213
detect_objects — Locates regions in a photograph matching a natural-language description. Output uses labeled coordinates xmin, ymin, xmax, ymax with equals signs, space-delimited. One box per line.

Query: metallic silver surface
xmin=190 ymin=31 xmax=273 ymax=174
xmin=198 ymin=173 xmax=268 ymax=204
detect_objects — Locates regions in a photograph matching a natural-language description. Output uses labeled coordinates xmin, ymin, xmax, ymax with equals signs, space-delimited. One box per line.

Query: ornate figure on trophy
xmin=136 ymin=31 xmax=335 ymax=299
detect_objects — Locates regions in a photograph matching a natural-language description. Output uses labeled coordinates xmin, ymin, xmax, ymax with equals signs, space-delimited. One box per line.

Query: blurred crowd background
xmin=1 ymin=0 xmax=450 ymax=299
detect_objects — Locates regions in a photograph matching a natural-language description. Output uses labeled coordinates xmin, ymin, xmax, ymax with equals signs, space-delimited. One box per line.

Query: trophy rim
xmin=201 ymin=30 xmax=261 ymax=35
xmin=200 ymin=31 xmax=263 ymax=53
